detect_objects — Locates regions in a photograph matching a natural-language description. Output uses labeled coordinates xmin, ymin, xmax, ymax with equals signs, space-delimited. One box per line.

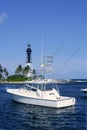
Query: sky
xmin=0 ymin=0 xmax=87 ymax=79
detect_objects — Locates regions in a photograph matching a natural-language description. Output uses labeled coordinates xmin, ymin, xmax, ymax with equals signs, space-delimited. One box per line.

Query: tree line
xmin=0 ymin=64 xmax=36 ymax=82
xmin=0 ymin=64 xmax=9 ymax=80
xmin=15 ymin=64 xmax=36 ymax=77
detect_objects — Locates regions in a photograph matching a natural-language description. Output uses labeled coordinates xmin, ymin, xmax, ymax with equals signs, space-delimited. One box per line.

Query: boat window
xmin=31 ymin=88 xmax=37 ymax=92
xmin=49 ymin=93 xmax=54 ymax=95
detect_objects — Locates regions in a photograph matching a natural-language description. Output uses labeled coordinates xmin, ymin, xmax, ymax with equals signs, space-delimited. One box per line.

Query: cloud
xmin=0 ymin=12 xmax=8 ymax=24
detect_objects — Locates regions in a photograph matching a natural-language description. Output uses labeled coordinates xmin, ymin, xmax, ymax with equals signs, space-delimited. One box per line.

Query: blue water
xmin=0 ymin=82 xmax=87 ymax=130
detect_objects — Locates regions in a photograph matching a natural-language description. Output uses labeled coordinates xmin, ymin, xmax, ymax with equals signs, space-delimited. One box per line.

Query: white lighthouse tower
xmin=26 ymin=44 xmax=33 ymax=77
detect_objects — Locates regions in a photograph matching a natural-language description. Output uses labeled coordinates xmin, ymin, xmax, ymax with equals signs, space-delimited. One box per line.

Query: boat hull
xmin=7 ymin=89 xmax=75 ymax=108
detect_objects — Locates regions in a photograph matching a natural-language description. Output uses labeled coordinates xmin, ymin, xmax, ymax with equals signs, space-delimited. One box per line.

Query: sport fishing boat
xmin=7 ymin=54 xmax=75 ymax=108
xmin=6 ymin=79 xmax=75 ymax=108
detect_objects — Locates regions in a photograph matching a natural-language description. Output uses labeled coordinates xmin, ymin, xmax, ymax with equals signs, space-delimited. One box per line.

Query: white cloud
xmin=0 ymin=12 xmax=8 ymax=24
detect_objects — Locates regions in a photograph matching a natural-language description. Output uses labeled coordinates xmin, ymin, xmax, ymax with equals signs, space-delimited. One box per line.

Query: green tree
xmin=0 ymin=64 xmax=3 ymax=73
xmin=3 ymin=68 xmax=9 ymax=79
xmin=15 ymin=65 xmax=22 ymax=75
xmin=0 ymin=74 xmax=2 ymax=80
xmin=0 ymin=64 xmax=3 ymax=80
xmin=32 ymin=69 xmax=37 ymax=79
xmin=23 ymin=65 xmax=31 ymax=76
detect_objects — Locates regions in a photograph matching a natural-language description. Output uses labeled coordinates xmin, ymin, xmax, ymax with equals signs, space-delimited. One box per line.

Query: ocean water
xmin=0 ymin=81 xmax=87 ymax=130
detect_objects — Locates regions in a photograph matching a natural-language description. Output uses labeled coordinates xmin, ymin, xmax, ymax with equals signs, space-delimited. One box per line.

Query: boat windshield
xmin=23 ymin=83 xmax=37 ymax=91
xmin=25 ymin=82 xmax=58 ymax=91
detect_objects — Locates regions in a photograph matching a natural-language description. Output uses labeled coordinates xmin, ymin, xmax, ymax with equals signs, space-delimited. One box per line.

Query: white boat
xmin=6 ymin=79 xmax=75 ymax=108
xmin=81 ymin=88 xmax=87 ymax=96
xmin=7 ymin=54 xmax=76 ymax=108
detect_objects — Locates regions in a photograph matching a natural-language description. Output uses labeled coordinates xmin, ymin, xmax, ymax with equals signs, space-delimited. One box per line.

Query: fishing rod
xmin=58 ymin=46 xmax=81 ymax=73
xmin=52 ymin=43 xmax=64 ymax=57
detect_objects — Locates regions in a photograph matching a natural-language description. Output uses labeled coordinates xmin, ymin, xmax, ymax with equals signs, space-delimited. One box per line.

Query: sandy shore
xmin=0 ymin=81 xmax=25 ymax=84
xmin=0 ymin=79 xmax=70 ymax=84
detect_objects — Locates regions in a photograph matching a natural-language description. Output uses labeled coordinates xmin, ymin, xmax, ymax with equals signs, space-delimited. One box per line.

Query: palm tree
xmin=0 ymin=64 xmax=3 ymax=80
xmin=0 ymin=74 xmax=2 ymax=80
xmin=0 ymin=64 xmax=3 ymax=73
xmin=32 ymin=69 xmax=37 ymax=79
xmin=3 ymin=68 xmax=9 ymax=79
xmin=15 ymin=65 xmax=22 ymax=75
xmin=23 ymin=65 xmax=31 ymax=77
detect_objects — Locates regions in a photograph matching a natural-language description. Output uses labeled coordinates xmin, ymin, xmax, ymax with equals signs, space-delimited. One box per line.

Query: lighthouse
xmin=26 ymin=44 xmax=32 ymax=64
xmin=26 ymin=44 xmax=33 ymax=77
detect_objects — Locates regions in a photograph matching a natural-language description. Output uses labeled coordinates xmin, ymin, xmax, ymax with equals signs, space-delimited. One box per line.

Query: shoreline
xmin=0 ymin=80 xmax=67 ymax=84
xmin=0 ymin=81 xmax=25 ymax=84
xmin=0 ymin=79 xmax=87 ymax=84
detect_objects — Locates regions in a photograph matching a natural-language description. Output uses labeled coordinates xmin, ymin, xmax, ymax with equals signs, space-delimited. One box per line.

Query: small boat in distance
xmin=81 ymin=88 xmax=87 ymax=97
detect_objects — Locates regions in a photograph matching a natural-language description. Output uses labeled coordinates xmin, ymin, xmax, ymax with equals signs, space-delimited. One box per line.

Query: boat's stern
xmin=57 ymin=96 xmax=75 ymax=108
